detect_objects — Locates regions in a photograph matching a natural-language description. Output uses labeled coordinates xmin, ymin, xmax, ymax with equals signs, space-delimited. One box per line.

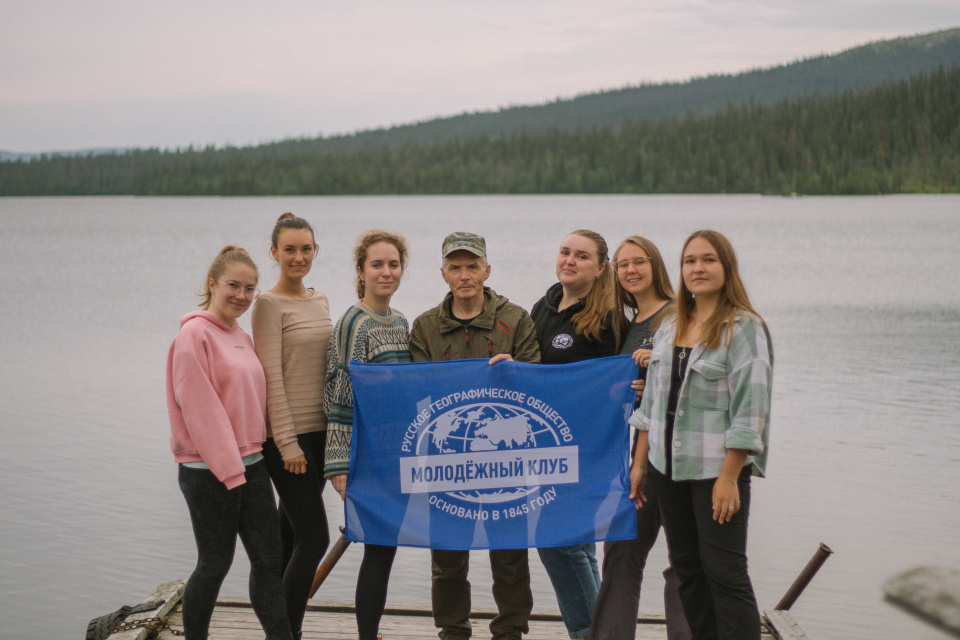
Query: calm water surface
xmin=1 ymin=195 xmax=958 ymax=639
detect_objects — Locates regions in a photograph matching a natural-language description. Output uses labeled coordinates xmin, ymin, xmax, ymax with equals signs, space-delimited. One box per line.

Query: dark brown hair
xmin=271 ymin=212 xmax=315 ymax=249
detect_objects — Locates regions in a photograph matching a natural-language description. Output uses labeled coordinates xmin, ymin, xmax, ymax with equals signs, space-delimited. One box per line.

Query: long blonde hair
xmin=675 ymin=230 xmax=762 ymax=350
xmin=565 ymin=229 xmax=617 ymax=343
xmin=198 ymin=245 xmax=259 ymax=309
xmin=612 ymin=235 xmax=675 ymax=338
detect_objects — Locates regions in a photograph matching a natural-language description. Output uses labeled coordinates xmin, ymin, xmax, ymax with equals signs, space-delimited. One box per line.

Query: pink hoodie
xmin=166 ymin=310 xmax=267 ymax=489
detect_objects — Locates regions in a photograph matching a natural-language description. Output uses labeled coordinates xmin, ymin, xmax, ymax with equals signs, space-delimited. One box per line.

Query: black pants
xmin=178 ymin=461 xmax=292 ymax=640
xmin=653 ymin=466 xmax=760 ymax=640
xmin=262 ymin=431 xmax=330 ymax=635
xmin=356 ymin=544 xmax=398 ymax=640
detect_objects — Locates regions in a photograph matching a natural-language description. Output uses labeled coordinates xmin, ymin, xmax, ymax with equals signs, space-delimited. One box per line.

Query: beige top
xmin=251 ymin=289 xmax=333 ymax=460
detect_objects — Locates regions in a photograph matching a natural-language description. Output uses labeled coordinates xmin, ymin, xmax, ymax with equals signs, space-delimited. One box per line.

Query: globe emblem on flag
xmin=415 ymin=402 xmax=562 ymax=504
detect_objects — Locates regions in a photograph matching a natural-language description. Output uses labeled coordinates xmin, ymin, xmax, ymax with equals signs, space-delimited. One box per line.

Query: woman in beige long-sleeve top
xmin=252 ymin=212 xmax=334 ymax=640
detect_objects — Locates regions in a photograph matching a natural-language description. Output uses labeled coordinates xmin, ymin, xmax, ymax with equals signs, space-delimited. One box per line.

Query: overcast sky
xmin=1 ymin=0 xmax=957 ymax=153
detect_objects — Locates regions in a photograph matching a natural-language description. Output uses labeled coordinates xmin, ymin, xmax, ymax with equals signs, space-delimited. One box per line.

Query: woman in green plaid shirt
xmin=628 ymin=230 xmax=772 ymax=640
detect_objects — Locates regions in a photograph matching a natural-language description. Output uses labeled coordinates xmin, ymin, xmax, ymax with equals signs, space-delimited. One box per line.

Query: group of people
xmin=166 ymin=213 xmax=773 ymax=640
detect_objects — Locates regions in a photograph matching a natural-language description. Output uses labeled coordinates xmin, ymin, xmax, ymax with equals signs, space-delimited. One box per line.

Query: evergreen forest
xmin=3 ymin=65 xmax=957 ymax=197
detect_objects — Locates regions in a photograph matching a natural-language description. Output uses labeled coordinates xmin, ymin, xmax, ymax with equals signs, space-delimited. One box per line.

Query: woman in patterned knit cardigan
xmin=324 ymin=230 xmax=412 ymax=640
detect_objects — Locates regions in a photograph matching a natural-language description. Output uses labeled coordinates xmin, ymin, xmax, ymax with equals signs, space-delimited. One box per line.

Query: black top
xmin=530 ymin=282 xmax=619 ymax=364
xmin=620 ymin=302 xmax=672 ymax=392
xmin=620 ymin=310 xmax=661 ymax=355
xmin=665 ymin=345 xmax=692 ymax=476
xmin=621 ymin=303 xmax=670 ymax=453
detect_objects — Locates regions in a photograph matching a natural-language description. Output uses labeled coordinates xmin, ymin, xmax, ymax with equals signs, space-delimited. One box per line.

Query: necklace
xmin=677 ymin=346 xmax=691 ymax=379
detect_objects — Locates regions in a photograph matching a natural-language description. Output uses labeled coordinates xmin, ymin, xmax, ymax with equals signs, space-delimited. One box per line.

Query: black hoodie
xmin=530 ymin=282 xmax=619 ymax=364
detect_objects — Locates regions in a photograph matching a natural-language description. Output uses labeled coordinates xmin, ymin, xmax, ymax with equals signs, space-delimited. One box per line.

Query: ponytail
xmin=198 ymin=245 xmax=258 ymax=309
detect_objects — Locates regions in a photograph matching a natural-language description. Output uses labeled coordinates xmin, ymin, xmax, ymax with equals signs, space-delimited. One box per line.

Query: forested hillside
xmin=3 ymin=65 xmax=957 ymax=196
xmin=5 ymin=27 xmax=958 ymax=164
xmin=285 ymin=27 xmax=960 ymax=153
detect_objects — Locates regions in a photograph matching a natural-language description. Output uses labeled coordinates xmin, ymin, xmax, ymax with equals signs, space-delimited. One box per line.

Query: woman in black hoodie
xmin=529 ymin=229 xmax=620 ymax=640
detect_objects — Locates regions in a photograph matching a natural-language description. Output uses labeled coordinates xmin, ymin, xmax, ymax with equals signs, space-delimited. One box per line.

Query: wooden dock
xmin=103 ymin=579 xmax=808 ymax=640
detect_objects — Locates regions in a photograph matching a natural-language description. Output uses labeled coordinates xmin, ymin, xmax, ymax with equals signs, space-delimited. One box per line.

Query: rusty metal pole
xmin=774 ymin=542 xmax=834 ymax=611
xmin=309 ymin=526 xmax=351 ymax=598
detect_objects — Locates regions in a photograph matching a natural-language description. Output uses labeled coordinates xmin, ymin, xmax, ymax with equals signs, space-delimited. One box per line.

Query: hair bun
xmin=218 ymin=245 xmax=251 ymax=259
xmin=270 ymin=212 xmax=314 ymax=249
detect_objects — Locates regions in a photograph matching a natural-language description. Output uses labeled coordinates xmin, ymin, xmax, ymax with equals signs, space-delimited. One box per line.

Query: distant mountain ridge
xmin=2 ymin=27 xmax=958 ymax=161
xmin=259 ymin=27 xmax=960 ymax=155
xmin=5 ymin=65 xmax=957 ymax=196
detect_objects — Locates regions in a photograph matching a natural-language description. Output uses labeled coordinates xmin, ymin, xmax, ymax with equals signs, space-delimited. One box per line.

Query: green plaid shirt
xmin=629 ymin=313 xmax=772 ymax=481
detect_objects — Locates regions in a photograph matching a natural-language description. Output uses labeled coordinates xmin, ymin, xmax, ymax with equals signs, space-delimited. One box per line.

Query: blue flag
xmin=345 ymin=355 xmax=638 ymax=550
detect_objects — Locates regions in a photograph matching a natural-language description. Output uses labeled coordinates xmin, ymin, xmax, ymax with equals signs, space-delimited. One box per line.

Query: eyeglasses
xmin=614 ymin=257 xmax=653 ymax=272
xmin=216 ymin=280 xmax=259 ymax=298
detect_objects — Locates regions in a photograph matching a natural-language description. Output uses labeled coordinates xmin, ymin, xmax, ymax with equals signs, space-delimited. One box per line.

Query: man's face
xmin=441 ymin=251 xmax=491 ymax=305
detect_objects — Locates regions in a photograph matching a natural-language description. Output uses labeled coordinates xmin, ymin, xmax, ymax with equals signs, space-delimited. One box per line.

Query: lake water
xmin=1 ymin=195 xmax=958 ymax=640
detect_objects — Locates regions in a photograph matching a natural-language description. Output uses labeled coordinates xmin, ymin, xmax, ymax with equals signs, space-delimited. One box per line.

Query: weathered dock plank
xmin=149 ymin=595 xmax=779 ymax=639
xmin=107 ymin=580 xmax=186 ymax=640
xmin=884 ymin=565 xmax=960 ymax=638
xmin=763 ymin=609 xmax=810 ymax=639
xmin=162 ymin=605 xmax=672 ymax=640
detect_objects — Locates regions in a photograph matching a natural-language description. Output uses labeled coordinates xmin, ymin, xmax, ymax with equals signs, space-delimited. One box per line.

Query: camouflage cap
xmin=441 ymin=232 xmax=486 ymax=258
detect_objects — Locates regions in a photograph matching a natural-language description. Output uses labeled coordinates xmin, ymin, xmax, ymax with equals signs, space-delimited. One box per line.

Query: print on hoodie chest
xmin=551 ymin=333 xmax=574 ymax=350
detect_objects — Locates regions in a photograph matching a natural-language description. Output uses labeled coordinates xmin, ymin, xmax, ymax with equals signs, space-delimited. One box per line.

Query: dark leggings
xmin=262 ymin=431 xmax=330 ymax=635
xmin=590 ymin=467 xmax=663 ymax=639
xmin=178 ymin=461 xmax=292 ymax=640
xmin=356 ymin=544 xmax=398 ymax=640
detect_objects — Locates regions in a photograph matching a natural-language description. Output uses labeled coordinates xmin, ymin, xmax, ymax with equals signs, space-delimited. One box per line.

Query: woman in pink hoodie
xmin=166 ymin=245 xmax=293 ymax=640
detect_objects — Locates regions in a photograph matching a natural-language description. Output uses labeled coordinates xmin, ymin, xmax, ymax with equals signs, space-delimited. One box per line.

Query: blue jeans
xmin=178 ymin=460 xmax=292 ymax=640
xmin=537 ymin=543 xmax=600 ymax=638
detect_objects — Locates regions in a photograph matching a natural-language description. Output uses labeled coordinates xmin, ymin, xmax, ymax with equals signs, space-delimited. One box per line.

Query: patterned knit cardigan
xmin=323 ymin=303 xmax=411 ymax=478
